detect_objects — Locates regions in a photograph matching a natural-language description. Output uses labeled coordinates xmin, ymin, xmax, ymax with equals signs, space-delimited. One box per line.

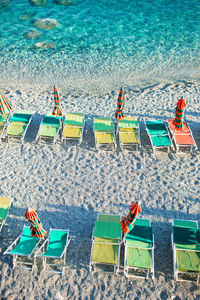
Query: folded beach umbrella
xmin=173 ymin=97 xmax=186 ymax=131
xmin=120 ymin=202 xmax=142 ymax=234
xmin=52 ymin=86 xmax=63 ymax=117
xmin=24 ymin=208 xmax=47 ymax=238
xmin=115 ymin=87 xmax=125 ymax=121
xmin=0 ymin=90 xmax=13 ymax=115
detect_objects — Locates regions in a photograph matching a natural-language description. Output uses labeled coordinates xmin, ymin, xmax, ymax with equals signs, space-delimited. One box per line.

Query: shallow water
xmin=0 ymin=0 xmax=200 ymax=92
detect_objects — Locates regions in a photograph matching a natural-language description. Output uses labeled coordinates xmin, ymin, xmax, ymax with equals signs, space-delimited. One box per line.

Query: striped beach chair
xmin=35 ymin=228 xmax=71 ymax=275
xmin=4 ymin=226 xmax=41 ymax=271
xmin=118 ymin=116 xmax=141 ymax=150
xmin=145 ymin=120 xmax=172 ymax=153
xmin=5 ymin=110 xmax=33 ymax=143
xmin=124 ymin=218 xmax=155 ymax=279
xmin=93 ymin=117 xmax=116 ymax=150
xmin=36 ymin=112 xmax=62 ymax=144
xmin=89 ymin=214 xmax=122 ymax=274
xmin=61 ymin=113 xmax=85 ymax=144
xmin=168 ymin=119 xmax=197 ymax=153
xmin=172 ymin=219 xmax=200 ymax=283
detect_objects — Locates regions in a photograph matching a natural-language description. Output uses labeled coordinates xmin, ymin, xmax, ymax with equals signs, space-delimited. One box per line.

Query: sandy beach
xmin=0 ymin=82 xmax=200 ymax=300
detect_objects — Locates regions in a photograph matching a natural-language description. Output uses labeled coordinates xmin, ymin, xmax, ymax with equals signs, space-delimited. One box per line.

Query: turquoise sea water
xmin=0 ymin=0 xmax=200 ymax=92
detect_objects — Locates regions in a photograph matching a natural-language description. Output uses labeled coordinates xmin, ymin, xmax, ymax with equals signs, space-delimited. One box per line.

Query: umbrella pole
xmin=121 ymin=232 xmax=127 ymax=244
xmin=116 ymin=120 xmax=119 ymax=138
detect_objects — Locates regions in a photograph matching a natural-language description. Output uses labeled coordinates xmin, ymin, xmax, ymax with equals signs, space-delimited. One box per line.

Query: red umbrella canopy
xmin=120 ymin=202 xmax=142 ymax=233
xmin=174 ymin=97 xmax=186 ymax=131
xmin=24 ymin=208 xmax=47 ymax=238
xmin=52 ymin=86 xmax=63 ymax=117
xmin=0 ymin=90 xmax=13 ymax=115
xmin=115 ymin=87 xmax=125 ymax=120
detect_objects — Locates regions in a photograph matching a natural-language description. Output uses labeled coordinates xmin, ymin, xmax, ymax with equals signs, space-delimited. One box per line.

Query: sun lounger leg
xmin=13 ymin=255 xmax=17 ymax=268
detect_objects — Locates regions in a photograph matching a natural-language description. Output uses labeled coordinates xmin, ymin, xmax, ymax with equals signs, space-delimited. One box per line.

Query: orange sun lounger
xmin=168 ymin=119 xmax=197 ymax=153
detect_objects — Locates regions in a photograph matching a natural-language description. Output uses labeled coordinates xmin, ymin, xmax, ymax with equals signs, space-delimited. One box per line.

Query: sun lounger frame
xmin=145 ymin=120 xmax=173 ymax=153
xmin=171 ymin=219 xmax=200 ymax=284
xmin=61 ymin=113 xmax=85 ymax=145
xmin=4 ymin=112 xmax=33 ymax=144
xmin=89 ymin=213 xmax=122 ymax=274
xmin=4 ymin=225 xmax=41 ymax=272
xmin=0 ymin=114 xmax=12 ymax=141
xmin=123 ymin=220 xmax=155 ymax=279
xmin=168 ymin=121 xmax=198 ymax=153
xmin=35 ymin=115 xmax=62 ymax=145
xmin=35 ymin=228 xmax=71 ymax=275
xmin=93 ymin=118 xmax=117 ymax=150
xmin=0 ymin=197 xmax=13 ymax=232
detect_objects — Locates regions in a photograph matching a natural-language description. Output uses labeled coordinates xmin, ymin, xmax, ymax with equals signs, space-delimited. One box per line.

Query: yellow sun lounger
xmin=93 ymin=117 xmax=116 ymax=150
xmin=118 ymin=117 xmax=141 ymax=150
xmin=89 ymin=214 xmax=122 ymax=274
xmin=61 ymin=113 xmax=85 ymax=144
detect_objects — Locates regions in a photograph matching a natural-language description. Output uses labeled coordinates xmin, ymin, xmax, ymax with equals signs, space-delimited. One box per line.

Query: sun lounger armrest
xmin=34 ymin=239 xmax=48 ymax=257
xmin=4 ymin=235 xmax=21 ymax=255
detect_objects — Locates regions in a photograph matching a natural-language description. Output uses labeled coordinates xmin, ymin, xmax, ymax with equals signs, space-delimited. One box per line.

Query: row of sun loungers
xmin=1 ymin=197 xmax=199 ymax=282
xmin=0 ymin=111 xmax=197 ymax=152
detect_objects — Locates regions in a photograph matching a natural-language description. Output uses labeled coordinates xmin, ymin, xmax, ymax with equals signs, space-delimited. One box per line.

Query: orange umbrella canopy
xmin=120 ymin=202 xmax=142 ymax=233
xmin=24 ymin=208 xmax=47 ymax=238
xmin=174 ymin=97 xmax=186 ymax=130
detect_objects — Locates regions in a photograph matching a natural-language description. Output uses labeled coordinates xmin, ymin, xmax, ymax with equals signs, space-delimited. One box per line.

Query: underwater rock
xmin=34 ymin=41 xmax=56 ymax=49
xmin=33 ymin=18 xmax=59 ymax=30
xmin=24 ymin=30 xmax=42 ymax=39
xmin=0 ymin=0 xmax=10 ymax=7
xmin=54 ymin=0 xmax=71 ymax=5
xmin=31 ymin=0 xmax=47 ymax=6
xmin=19 ymin=13 xmax=35 ymax=21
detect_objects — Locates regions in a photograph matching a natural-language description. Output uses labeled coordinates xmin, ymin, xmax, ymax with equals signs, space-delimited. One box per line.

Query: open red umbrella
xmin=173 ymin=97 xmax=186 ymax=131
xmin=25 ymin=208 xmax=47 ymax=238
xmin=120 ymin=202 xmax=142 ymax=242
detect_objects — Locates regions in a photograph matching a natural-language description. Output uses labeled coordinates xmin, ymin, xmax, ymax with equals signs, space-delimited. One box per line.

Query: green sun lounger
xmin=4 ymin=226 xmax=41 ymax=271
xmin=124 ymin=218 xmax=155 ymax=279
xmin=61 ymin=113 xmax=85 ymax=144
xmin=0 ymin=197 xmax=12 ymax=232
xmin=89 ymin=213 xmax=121 ymax=274
xmin=172 ymin=219 xmax=200 ymax=283
xmin=0 ymin=114 xmax=11 ymax=140
xmin=145 ymin=120 xmax=172 ymax=153
xmin=5 ymin=111 xmax=33 ymax=143
xmin=93 ymin=117 xmax=116 ymax=150
xmin=118 ymin=117 xmax=141 ymax=150
xmin=35 ymin=228 xmax=71 ymax=275
xmin=36 ymin=113 xmax=62 ymax=144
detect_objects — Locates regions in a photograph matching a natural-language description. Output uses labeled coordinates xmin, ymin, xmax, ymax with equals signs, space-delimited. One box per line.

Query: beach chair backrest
xmin=93 ymin=117 xmax=114 ymax=132
xmin=8 ymin=226 xmax=39 ymax=256
xmin=44 ymin=229 xmax=69 ymax=258
xmin=94 ymin=221 xmax=121 ymax=240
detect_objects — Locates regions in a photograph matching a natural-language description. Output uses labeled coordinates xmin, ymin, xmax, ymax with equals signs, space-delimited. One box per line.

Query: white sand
xmin=0 ymin=82 xmax=200 ymax=299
